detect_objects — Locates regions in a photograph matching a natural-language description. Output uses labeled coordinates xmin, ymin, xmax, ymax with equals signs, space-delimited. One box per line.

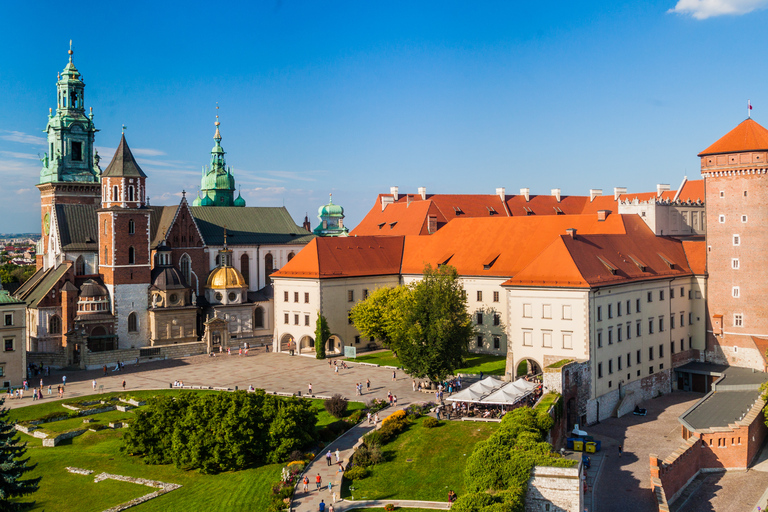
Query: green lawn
xmin=9 ymin=390 xmax=364 ymax=511
xmin=342 ymin=416 xmax=497 ymax=501
xmin=348 ymin=350 xmax=507 ymax=376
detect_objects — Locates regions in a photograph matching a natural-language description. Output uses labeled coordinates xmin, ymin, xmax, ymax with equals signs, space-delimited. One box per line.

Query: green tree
xmin=315 ymin=313 xmax=330 ymax=359
xmin=351 ymin=265 xmax=474 ymax=382
xmin=0 ymin=397 xmax=40 ymax=510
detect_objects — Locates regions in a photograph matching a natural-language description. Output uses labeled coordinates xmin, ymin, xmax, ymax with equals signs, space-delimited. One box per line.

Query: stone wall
xmin=27 ymin=350 xmax=68 ymax=370
xmin=587 ymin=367 xmax=671 ymax=424
xmin=81 ymin=341 xmax=206 ymax=370
xmin=525 ymin=464 xmax=583 ymax=512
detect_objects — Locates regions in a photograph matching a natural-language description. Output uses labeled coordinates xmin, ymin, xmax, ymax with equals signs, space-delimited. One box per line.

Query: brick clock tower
xmin=98 ymin=135 xmax=151 ymax=349
xmin=700 ymin=118 xmax=768 ymax=370
xmin=37 ymin=45 xmax=101 ymax=269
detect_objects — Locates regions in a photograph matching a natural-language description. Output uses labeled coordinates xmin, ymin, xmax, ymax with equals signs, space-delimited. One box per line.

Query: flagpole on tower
xmin=748 ymin=100 xmax=752 ymax=118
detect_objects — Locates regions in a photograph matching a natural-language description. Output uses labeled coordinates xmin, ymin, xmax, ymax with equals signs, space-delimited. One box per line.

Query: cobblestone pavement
xmin=672 ymin=470 xmax=768 ymax=512
xmin=585 ymin=392 xmax=702 ymax=512
xmin=8 ymin=351 xmax=439 ymax=410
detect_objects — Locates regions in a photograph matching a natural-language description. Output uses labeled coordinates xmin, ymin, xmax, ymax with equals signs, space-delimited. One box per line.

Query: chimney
xmin=590 ymin=189 xmax=602 ymax=202
xmin=597 ymin=210 xmax=610 ymax=221
xmin=551 ymin=188 xmax=561 ymax=202
xmin=656 ymin=184 xmax=670 ymax=197
xmin=381 ymin=196 xmax=394 ymax=211
xmin=496 ymin=187 xmax=505 ymax=201
xmin=566 ymin=228 xmax=577 ymax=239
xmin=520 ymin=188 xmax=530 ymax=202
xmin=614 ymin=187 xmax=627 ymax=200
xmin=418 ymin=187 xmax=427 ymax=200
xmin=390 ymin=186 xmax=399 ymax=201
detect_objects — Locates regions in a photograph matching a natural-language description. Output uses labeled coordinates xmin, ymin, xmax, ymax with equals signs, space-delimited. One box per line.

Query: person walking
xmin=308 ymin=383 xmax=313 ymax=395
xmin=47 ymin=385 xmax=51 ymax=396
xmin=328 ymin=481 xmax=333 ymax=493
xmin=329 ymin=504 xmax=334 ymax=512
xmin=412 ymin=379 xmax=416 ymax=392
xmin=92 ymin=379 xmax=97 ymax=391
xmin=318 ymin=500 xmax=325 ymax=512
xmin=392 ymin=370 xmax=396 ymax=381
xmin=335 ymin=448 xmax=340 ymax=463
xmin=103 ymin=365 xmax=107 ymax=376
xmin=62 ymin=375 xmax=66 ymax=387
xmin=374 ymin=412 xmax=379 ymax=424
xmin=394 ymin=395 xmax=397 ymax=406
xmin=122 ymin=379 xmax=126 ymax=391
xmin=302 ymin=475 xmax=309 ymax=493
xmin=326 ymin=450 xmax=332 ymax=466
xmin=316 ymin=473 xmax=322 ymax=490
xmin=366 ymin=378 xmax=370 ymax=392
xmin=367 ymin=411 xmax=372 ymax=425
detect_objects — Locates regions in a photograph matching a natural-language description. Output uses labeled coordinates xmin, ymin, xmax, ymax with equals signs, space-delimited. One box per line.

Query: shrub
xmin=423 ymin=416 xmax=440 ymax=428
xmin=346 ymin=409 xmax=365 ymax=424
xmin=286 ymin=460 xmax=305 ymax=472
xmin=363 ymin=430 xmax=384 ymax=448
xmin=353 ymin=444 xmax=383 ymax=467
xmin=324 ymin=394 xmax=348 ymax=419
xmin=288 ymin=450 xmax=305 ymax=462
xmin=382 ymin=410 xmax=406 ymax=424
xmin=344 ymin=465 xmax=370 ymax=480
xmin=384 ymin=504 xmax=396 ymax=512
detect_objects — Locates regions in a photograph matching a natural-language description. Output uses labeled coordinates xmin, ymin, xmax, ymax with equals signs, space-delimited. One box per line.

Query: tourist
xmin=367 ymin=411 xmax=372 ymax=425
xmin=328 ymin=481 xmax=332 ymax=494
xmin=308 ymin=383 xmax=313 ymax=395
xmin=62 ymin=375 xmax=66 ymax=387
xmin=103 ymin=365 xmax=107 ymax=376
xmin=39 ymin=378 xmax=43 ymax=389
xmin=326 ymin=450 xmax=332 ymax=466
xmin=374 ymin=413 xmax=379 ymax=424
xmin=618 ymin=445 xmax=623 ymax=458
xmin=393 ymin=395 xmax=397 ymax=406
xmin=318 ymin=499 xmax=325 ymax=512
xmin=92 ymin=379 xmax=97 ymax=391
xmin=366 ymin=378 xmax=371 ymax=392
xmin=334 ymin=365 xmax=339 ymax=375
xmin=303 ymin=475 xmax=309 ymax=493
xmin=47 ymin=385 xmax=51 ymax=396
xmin=412 ymin=380 xmax=416 ymax=392
xmin=392 ymin=370 xmax=396 ymax=381
xmin=338 ymin=462 xmax=343 ymax=473
xmin=122 ymin=379 xmax=126 ymax=391
xmin=329 ymin=504 xmax=334 ymax=512
xmin=335 ymin=448 xmax=340 ymax=463
xmin=316 ymin=473 xmax=322 ymax=490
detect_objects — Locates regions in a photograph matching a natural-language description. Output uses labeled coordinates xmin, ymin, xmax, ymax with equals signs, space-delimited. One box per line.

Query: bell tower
xmin=37 ymin=43 xmax=101 ymax=269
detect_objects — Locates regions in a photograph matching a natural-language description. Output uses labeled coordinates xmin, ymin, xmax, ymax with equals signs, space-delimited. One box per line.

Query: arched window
xmin=127 ymin=312 xmax=138 ymax=332
xmin=104 ymin=219 xmax=108 ymax=235
xmin=112 ymin=185 xmax=119 ymax=202
xmin=265 ymin=253 xmax=274 ymax=284
xmin=254 ymin=307 xmax=264 ymax=328
xmin=128 ymin=219 xmax=135 ymax=234
xmin=128 ymin=246 xmax=135 ymax=265
xmin=128 ymin=186 xmax=135 ymax=202
xmin=215 ymin=254 xmax=221 ymax=266
xmin=287 ymin=252 xmax=295 ymax=262
xmin=104 ymin=245 xmax=110 ymax=264
xmin=180 ymin=254 xmax=191 ymax=286
xmin=49 ymin=315 xmax=61 ymax=335
xmin=240 ymin=254 xmax=250 ymax=287
xmin=75 ymin=256 xmax=85 ymax=275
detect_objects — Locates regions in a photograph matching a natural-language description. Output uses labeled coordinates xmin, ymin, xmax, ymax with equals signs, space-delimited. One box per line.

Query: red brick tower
xmin=98 ymin=134 xmax=151 ymax=348
xmin=700 ymin=118 xmax=768 ymax=370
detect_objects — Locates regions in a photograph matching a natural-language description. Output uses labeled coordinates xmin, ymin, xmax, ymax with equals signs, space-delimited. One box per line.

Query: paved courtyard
xmin=8 ymin=351 xmax=435 ymax=410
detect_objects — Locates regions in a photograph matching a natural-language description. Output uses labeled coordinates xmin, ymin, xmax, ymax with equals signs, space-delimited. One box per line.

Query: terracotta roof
xmin=699 ymin=118 xmax=768 ymax=156
xmin=271 ymin=236 xmax=405 ymax=279
xmin=682 ymin=240 xmax=706 ymax=274
xmin=675 ymin=179 xmax=705 ymax=203
xmin=751 ymin=337 xmax=768 ymax=366
xmin=351 ymin=199 xmax=436 ymax=236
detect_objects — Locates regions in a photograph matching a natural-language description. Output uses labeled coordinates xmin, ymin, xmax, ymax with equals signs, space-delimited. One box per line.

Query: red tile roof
xmin=682 ymin=240 xmax=706 ymax=274
xmin=271 ymin=236 xmax=405 ymax=279
xmin=674 ymin=179 xmax=705 ymax=203
xmin=699 ymin=118 xmax=768 ymax=156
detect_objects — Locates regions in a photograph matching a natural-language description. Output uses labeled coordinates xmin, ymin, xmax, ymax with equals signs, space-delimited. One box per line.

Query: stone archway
xmin=280 ymin=333 xmax=294 ymax=353
xmin=299 ymin=335 xmax=315 ymax=354
xmin=327 ymin=335 xmax=342 ymax=355
xmin=516 ymin=358 xmax=542 ymax=377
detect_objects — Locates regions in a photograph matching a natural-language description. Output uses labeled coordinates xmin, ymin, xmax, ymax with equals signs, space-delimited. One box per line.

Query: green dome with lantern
xmin=313 ymin=194 xmax=349 ymax=237
xmin=192 ymin=107 xmax=244 ymax=207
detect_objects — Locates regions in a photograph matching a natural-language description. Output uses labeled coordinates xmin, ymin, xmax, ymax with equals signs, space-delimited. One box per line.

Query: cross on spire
xmin=122 ymin=124 xmax=127 ymax=134
xmin=68 ymin=40 xmax=73 ymax=62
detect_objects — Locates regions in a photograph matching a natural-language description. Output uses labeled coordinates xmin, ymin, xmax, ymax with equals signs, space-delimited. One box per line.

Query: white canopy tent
xmin=446 ymin=376 xmax=507 ymax=403
xmin=447 ymin=377 xmax=536 ymax=406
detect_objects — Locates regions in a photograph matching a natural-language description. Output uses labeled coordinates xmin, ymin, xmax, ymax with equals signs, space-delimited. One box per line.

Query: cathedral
xmin=15 ymin=48 xmax=315 ymax=368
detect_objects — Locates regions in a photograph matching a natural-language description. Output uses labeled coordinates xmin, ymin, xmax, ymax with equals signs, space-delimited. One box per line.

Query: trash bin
xmin=594 ymin=440 xmax=601 ymax=452
xmin=566 ymin=438 xmax=575 ymax=450
xmin=235 ymin=386 xmax=238 ymax=391
xmin=586 ymin=442 xmax=596 ymax=454
xmin=573 ymin=440 xmax=584 ymax=452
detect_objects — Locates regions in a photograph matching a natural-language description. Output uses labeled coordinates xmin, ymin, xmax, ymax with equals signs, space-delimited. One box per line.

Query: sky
xmin=2 ymin=0 xmax=768 ymax=233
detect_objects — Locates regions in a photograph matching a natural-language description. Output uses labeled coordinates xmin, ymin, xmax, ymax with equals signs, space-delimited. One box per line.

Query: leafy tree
xmin=315 ymin=313 xmax=329 ymax=359
xmin=0 ymin=398 xmax=40 ymax=510
xmin=351 ymin=265 xmax=474 ymax=382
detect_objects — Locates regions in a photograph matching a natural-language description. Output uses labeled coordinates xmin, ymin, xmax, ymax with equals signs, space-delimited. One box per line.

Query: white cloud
xmin=669 ymin=0 xmax=768 ymax=19
xmin=131 ymin=148 xmax=166 ymax=157
xmin=0 ymin=130 xmax=46 ymax=146
xmin=0 ymin=151 xmax=40 ymax=160
xmin=15 ymin=188 xmax=30 ymax=195
xmin=245 ymin=186 xmax=288 ymax=196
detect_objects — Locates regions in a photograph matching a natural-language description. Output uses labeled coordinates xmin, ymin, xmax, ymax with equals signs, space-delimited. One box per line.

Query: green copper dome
xmin=234 ymin=192 xmax=246 ymax=207
xmin=313 ymin=194 xmax=349 ymax=237
xmin=195 ymin=111 xmax=243 ymax=207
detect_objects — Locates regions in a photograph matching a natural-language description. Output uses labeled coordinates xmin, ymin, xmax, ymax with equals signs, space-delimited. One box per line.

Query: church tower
xmin=98 ymin=134 xmax=151 ymax=348
xmin=192 ymin=111 xmax=245 ymax=207
xmin=37 ymin=44 xmax=101 ymax=269
xmin=700 ymin=117 xmax=768 ymax=370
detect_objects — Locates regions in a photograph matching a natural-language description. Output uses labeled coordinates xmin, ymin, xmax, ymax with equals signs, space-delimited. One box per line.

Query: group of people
xmin=27 ymin=363 xmax=50 ymax=378
xmin=172 ymin=380 xmax=185 ymax=388
xmin=386 ymin=390 xmax=398 ymax=406
xmin=353 ymin=379 xmax=371 ymax=396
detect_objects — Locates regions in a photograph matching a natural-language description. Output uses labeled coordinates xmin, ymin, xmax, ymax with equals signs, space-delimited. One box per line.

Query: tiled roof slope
xmin=675 ymin=179 xmax=705 ymax=203
xmin=102 ymin=135 xmax=147 ymax=178
xmin=190 ymin=206 xmax=315 ymax=246
xmin=149 ymin=205 xmax=179 ymax=248
xmin=682 ymin=240 xmax=706 ymax=275
xmin=271 ymin=236 xmax=405 ymax=279
xmin=699 ymin=118 xmax=768 ymax=156
xmin=56 ymin=204 xmax=99 ymax=251
xmin=400 ymin=214 xmax=632 ymax=277
xmin=16 ymin=263 xmax=69 ymax=308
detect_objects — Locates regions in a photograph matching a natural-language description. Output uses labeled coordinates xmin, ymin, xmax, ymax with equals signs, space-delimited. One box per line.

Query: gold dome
xmin=206 ymin=266 xmax=247 ymax=289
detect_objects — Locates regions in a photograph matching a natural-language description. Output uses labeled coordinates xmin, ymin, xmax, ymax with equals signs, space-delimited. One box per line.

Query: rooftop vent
xmin=551 ymin=188 xmax=561 ymax=202
xmin=520 ymin=188 xmax=530 ymax=202
xmin=418 ymin=187 xmax=427 ymax=200
xmin=390 ymin=186 xmax=399 ymax=201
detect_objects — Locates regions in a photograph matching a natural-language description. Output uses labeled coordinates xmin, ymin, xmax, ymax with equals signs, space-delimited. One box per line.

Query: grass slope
xmin=349 ymin=351 xmax=507 ymax=376
xmin=342 ymin=416 xmax=497 ymax=501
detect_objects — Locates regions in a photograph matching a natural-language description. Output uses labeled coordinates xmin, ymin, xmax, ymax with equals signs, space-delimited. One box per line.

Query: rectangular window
xmin=598 ymin=362 xmax=603 ymax=379
xmin=3 ymin=339 xmax=12 ymax=352
xmin=648 ymin=319 xmax=654 ymax=334
xmin=348 ymin=312 xmax=353 ymax=325
xmin=719 ymin=214 xmax=725 ymax=223
xmin=543 ymin=304 xmax=552 ymax=319
xmin=304 ymin=314 xmax=310 ymax=326
xmin=670 ymin=288 xmax=674 ymax=299
xmin=636 ymin=298 xmax=641 ymax=313
xmin=294 ymin=314 xmax=299 ymax=325
xmin=608 ymin=304 xmax=613 ymax=319
xmin=735 ymin=314 xmax=743 ymax=327
xmin=597 ymin=306 xmax=602 ymax=321
xmin=636 ymin=349 xmax=641 ymax=365
xmin=523 ymin=330 xmax=533 ymax=346
xmin=563 ymin=304 xmax=572 ymax=320
xmin=304 ymin=292 xmax=310 ymax=303
xmin=493 ymin=336 xmax=500 ymax=349
xmin=477 ymin=312 xmax=483 ymax=325
xmin=493 ymin=291 xmax=500 ymax=302
xmin=294 ymin=292 xmax=299 ymax=303
xmin=608 ymin=329 xmax=613 ymax=345
xmin=647 ymin=292 xmax=653 ymax=303
xmin=681 ymin=339 xmax=684 ymax=352
xmin=659 ymin=317 xmax=664 ymax=332
xmin=733 ymin=234 xmax=740 ymax=246
xmin=523 ymin=304 xmax=532 ymax=318
xmin=626 ymin=324 xmax=631 ymax=340
xmin=627 ymin=353 xmax=631 ymax=367
xmin=493 ymin=314 xmax=500 ymax=326
xmin=283 ymin=313 xmax=289 ymax=324
xmin=671 ymin=341 xmax=675 ymax=355
xmin=283 ymin=291 xmax=289 ymax=302
xmin=477 ymin=290 xmax=483 ymax=301
xmin=617 ymin=327 xmax=622 ymax=342
xmin=563 ymin=332 xmax=572 ymax=349
xmin=680 ymin=287 xmax=684 ymax=296
xmin=617 ymin=302 xmax=622 ymax=317
xmin=649 ymin=366 xmax=654 ymax=375
xmin=608 ymin=359 xmax=613 ymax=374
xmin=618 ymin=357 xmax=622 ymax=371
xmin=680 ymin=313 xmax=684 ymax=326
xmin=689 ymin=336 xmax=693 ymax=349
xmin=659 ymin=343 xmax=664 ymax=358
xmin=733 ymin=287 xmax=740 ymax=298
xmin=649 ymin=346 xmax=654 ymax=361
xmin=626 ymin=300 xmax=631 ymax=314
xmin=348 ymin=290 xmax=354 ymax=302
xmin=2 ymin=314 xmax=11 ymax=327
xmin=477 ymin=336 xmax=483 ymax=348
xmin=742 ymin=215 xmax=748 ymax=223
xmin=543 ymin=331 xmax=552 ymax=348
xmin=660 ymin=290 xmax=665 ymax=301
xmin=671 ymin=316 xmax=675 ymax=329
xmin=732 ymin=258 xmax=740 ymax=269
xmin=363 ymin=289 xmax=369 ymax=300
xmin=71 ymin=141 xmax=83 ymax=161
xmin=636 ymin=321 xmax=641 ymax=337
xmin=689 ymin=312 xmax=693 ymax=324
xmin=355 ymin=335 xmax=361 ymax=344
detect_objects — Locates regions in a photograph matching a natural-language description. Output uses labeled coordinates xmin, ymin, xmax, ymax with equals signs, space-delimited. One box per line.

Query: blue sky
xmin=2 ymin=0 xmax=768 ymax=233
